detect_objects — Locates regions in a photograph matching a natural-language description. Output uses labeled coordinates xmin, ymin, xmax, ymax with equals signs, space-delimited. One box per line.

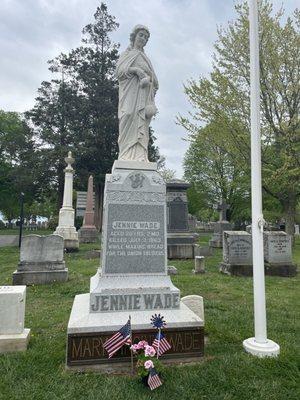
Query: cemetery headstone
xmin=264 ymin=231 xmax=297 ymax=277
xmin=66 ymin=25 xmax=204 ymax=371
xmin=219 ymin=231 xmax=253 ymax=276
xmin=209 ymin=200 xmax=232 ymax=248
xmin=54 ymin=152 xmax=79 ymax=251
xmin=0 ymin=286 xmax=30 ymax=353
xmin=181 ymin=295 xmax=204 ymax=322
xmin=193 ymin=256 xmax=205 ymax=274
xmin=166 ymin=180 xmax=198 ymax=259
xmin=78 ymin=175 xmax=99 ymax=243
xmin=295 ymin=225 xmax=299 ymax=235
xmin=12 ymin=234 xmax=68 ymax=285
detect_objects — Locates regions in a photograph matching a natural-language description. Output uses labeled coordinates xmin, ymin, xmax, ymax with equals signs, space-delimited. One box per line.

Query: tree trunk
xmin=95 ymin=182 xmax=104 ymax=231
xmin=282 ymin=196 xmax=296 ymax=245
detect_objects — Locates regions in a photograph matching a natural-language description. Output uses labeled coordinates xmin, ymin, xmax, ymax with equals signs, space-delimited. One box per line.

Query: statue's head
xmin=130 ymin=25 xmax=150 ymax=50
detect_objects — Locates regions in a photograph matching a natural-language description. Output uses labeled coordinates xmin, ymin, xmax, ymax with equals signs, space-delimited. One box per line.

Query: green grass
xmin=0 ymin=229 xmax=53 ymax=236
xmin=0 ymin=236 xmax=299 ymax=400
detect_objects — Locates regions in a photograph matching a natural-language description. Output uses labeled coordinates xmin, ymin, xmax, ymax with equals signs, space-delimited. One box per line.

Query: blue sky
xmin=0 ymin=0 xmax=298 ymax=177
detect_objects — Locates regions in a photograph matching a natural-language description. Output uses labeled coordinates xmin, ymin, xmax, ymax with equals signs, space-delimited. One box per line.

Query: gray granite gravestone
xmin=66 ymin=161 xmax=204 ymax=370
xmin=12 ymin=235 xmax=68 ymax=285
xmin=166 ymin=180 xmax=198 ymax=259
xmin=219 ymin=231 xmax=253 ymax=276
xmin=263 ymin=231 xmax=297 ymax=276
xmin=209 ymin=200 xmax=232 ymax=248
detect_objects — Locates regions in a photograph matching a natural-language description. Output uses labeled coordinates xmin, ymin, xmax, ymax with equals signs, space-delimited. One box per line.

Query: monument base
xmin=220 ymin=262 xmax=297 ymax=277
xmin=167 ymin=233 xmax=197 ymax=259
xmin=264 ymin=262 xmax=297 ymax=277
xmin=12 ymin=269 xmax=68 ymax=285
xmin=0 ymin=328 xmax=30 ymax=354
xmin=78 ymin=227 xmax=99 ymax=244
xmin=54 ymin=227 xmax=79 ymax=251
xmin=66 ymin=293 xmax=204 ymax=370
xmin=219 ymin=262 xmax=253 ymax=276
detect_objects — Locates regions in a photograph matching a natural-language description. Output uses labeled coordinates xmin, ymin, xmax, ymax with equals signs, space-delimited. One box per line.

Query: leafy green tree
xmin=183 ymin=122 xmax=251 ymax=222
xmin=0 ymin=110 xmax=42 ymax=223
xmin=179 ymin=1 xmax=300 ymax=235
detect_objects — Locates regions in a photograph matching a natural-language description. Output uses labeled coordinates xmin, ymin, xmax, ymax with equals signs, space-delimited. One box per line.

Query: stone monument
xmin=209 ymin=200 xmax=232 ymax=248
xmin=166 ymin=180 xmax=198 ymax=259
xmin=66 ymin=25 xmax=204 ymax=370
xmin=78 ymin=175 xmax=99 ymax=243
xmin=0 ymin=286 xmax=30 ymax=353
xmin=219 ymin=231 xmax=253 ymax=276
xmin=12 ymin=235 xmax=68 ymax=285
xmin=54 ymin=152 xmax=79 ymax=251
xmin=264 ymin=231 xmax=297 ymax=277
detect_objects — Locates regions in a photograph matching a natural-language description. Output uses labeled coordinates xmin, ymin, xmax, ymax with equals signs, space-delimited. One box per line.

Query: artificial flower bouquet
xmin=131 ymin=340 xmax=163 ymax=379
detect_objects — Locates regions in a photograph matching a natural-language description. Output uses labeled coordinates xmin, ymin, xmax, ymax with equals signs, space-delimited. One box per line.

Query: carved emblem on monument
xmin=130 ymin=173 xmax=145 ymax=189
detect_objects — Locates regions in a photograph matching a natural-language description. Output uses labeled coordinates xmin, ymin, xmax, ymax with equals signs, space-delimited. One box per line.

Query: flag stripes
xmin=103 ymin=319 xmax=131 ymax=358
xmin=148 ymin=368 xmax=162 ymax=390
xmin=152 ymin=332 xmax=171 ymax=357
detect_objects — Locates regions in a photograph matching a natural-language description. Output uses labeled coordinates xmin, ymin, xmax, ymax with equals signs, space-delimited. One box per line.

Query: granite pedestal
xmin=166 ymin=180 xmax=198 ymax=259
xmin=66 ymin=161 xmax=204 ymax=370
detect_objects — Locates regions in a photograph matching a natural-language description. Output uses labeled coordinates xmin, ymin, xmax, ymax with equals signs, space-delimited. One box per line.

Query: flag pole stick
xmin=243 ymin=0 xmax=279 ymax=357
xmin=157 ymin=328 xmax=161 ymax=359
xmin=129 ymin=315 xmax=134 ymax=374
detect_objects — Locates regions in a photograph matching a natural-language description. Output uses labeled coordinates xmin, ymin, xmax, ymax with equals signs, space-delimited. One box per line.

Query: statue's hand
xmin=140 ymin=76 xmax=150 ymax=88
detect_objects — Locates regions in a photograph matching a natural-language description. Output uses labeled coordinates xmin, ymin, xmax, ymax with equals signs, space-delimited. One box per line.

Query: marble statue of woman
xmin=116 ymin=25 xmax=159 ymax=162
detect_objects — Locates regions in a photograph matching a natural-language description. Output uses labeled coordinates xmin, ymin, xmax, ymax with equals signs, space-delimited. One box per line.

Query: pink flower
xmin=130 ymin=344 xmax=139 ymax=352
xmin=145 ymin=345 xmax=156 ymax=357
xmin=144 ymin=360 xmax=154 ymax=370
xmin=137 ymin=340 xmax=148 ymax=349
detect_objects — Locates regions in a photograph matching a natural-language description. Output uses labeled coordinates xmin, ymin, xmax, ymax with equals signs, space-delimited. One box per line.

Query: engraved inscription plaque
xmin=103 ymin=204 xmax=165 ymax=274
xmin=67 ymin=327 xmax=204 ymax=365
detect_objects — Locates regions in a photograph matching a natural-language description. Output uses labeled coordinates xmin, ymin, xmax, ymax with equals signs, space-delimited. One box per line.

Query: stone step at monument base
xmin=12 ymin=269 xmax=68 ymax=285
xmin=219 ymin=262 xmax=298 ymax=277
xmin=264 ymin=262 xmax=297 ymax=277
xmin=90 ymin=273 xmax=180 ymax=313
xmin=54 ymin=227 xmax=79 ymax=251
xmin=0 ymin=329 xmax=30 ymax=354
xmin=219 ymin=262 xmax=253 ymax=276
xmin=167 ymin=233 xmax=198 ymax=259
xmin=66 ymin=293 xmax=204 ymax=371
xmin=78 ymin=227 xmax=99 ymax=244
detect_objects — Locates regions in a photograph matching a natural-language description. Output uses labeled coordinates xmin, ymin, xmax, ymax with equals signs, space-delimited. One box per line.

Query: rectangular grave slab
xmin=263 ymin=231 xmax=297 ymax=276
xmin=13 ymin=234 xmax=68 ymax=285
xmin=0 ymin=286 xmax=30 ymax=353
xmin=264 ymin=231 xmax=292 ymax=264
xmin=223 ymin=231 xmax=252 ymax=265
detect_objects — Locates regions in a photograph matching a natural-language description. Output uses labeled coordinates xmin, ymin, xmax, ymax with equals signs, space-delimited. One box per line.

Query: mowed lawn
xmin=0 ymin=233 xmax=299 ymax=400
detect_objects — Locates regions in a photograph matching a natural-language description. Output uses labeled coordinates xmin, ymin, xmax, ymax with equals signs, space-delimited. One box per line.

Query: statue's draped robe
xmin=116 ymin=48 xmax=158 ymax=161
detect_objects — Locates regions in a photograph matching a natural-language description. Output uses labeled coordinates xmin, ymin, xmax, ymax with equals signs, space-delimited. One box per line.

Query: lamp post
xmin=243 ymin=0 xmax=279 ymax=357
xmin=18 ymin=192 xmax=24 ymax=248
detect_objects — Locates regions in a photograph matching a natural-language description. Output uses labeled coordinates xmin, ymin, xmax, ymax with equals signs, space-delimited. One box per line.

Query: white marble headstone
xmin=0 ymin=286 xmax=26 ymax=335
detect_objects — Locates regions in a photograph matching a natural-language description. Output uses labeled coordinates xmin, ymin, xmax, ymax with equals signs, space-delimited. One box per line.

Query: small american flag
xmin=152 ymin=331 xmax=171 ymax=357
xmin=148 ymin=367 xmax=162 ymax=390
xmin=103 ymin=319 xmax=131 ymax=358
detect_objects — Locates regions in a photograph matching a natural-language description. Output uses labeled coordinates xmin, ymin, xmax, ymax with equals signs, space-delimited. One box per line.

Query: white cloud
xmin=0 ymin=0 xmax=298 ymax=177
